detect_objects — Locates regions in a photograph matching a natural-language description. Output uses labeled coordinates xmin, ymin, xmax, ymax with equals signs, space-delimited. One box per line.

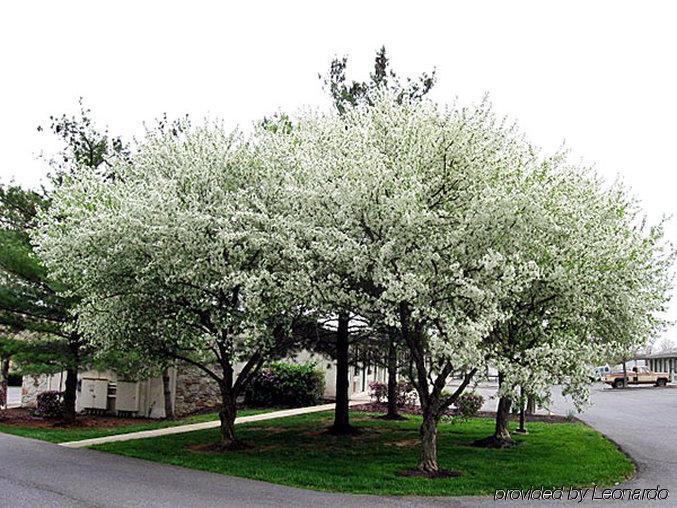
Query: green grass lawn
xmin=0 ymin=408 xmax=270 ymax=444
xmin=91 ymin=411 xmax=634 ymax=496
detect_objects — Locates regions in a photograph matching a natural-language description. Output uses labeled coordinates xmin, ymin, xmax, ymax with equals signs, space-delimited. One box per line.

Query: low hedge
xmin=454 ymin=391 xmax=485 ymax=420
xmin=245 ymin=362 xmax=325 ymax=408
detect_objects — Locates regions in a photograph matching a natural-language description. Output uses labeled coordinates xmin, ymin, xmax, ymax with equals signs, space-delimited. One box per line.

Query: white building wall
xmin=648 ymin=356 xmax=677 ymax=382
xmin=22 ymin=369 xmax=169 ymax=418
xmin=289 ymin=350 xmax=385 ymax=398
xmin=21 ymin=349 xmax=386 ymax=418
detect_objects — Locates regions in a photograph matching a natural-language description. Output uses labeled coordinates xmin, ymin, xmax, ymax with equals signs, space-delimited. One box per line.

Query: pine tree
xmin=0 ymin=100 xmax=127 ymax=421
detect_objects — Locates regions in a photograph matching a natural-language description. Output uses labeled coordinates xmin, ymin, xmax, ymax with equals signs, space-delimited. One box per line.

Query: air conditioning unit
xmin=115 ymin=381 xmax=140 ymax=413
xmin=80 ymin=378 xmax=108 ymax=410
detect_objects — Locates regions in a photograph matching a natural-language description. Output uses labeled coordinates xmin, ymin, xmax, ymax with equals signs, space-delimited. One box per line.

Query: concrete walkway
xmin=59 ymin=400 xmax=365 ymax=448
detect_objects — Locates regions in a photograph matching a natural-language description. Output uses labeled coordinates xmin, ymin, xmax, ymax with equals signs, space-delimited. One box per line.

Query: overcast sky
xmin=1 ymin=1 xmax=676 ymax=344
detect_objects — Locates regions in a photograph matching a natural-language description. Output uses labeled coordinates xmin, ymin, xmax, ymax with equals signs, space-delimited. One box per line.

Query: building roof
xmin=642 ymin=348 xmax=677 ymax=359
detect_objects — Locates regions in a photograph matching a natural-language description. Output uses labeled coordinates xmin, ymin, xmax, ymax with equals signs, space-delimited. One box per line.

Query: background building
xmin=20 ymin=350 xmax=384 ymax=418
xmin=643 ymin=349 xmax=677 ymax=382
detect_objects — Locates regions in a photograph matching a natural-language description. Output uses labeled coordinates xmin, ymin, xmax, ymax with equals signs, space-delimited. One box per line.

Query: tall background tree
xmin=317 ymin=46 xmax=437 ymax=430
xmin=0 ymin=183 xmax=83 ymax=421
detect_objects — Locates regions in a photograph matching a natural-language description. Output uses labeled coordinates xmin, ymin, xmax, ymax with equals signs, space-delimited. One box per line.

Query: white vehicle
xmin=589 ymin=364 xmax=611 ymax=381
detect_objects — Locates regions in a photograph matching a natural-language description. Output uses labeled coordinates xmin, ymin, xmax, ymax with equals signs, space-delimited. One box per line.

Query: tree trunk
xmin=383 ymin=335 xmax=403 ymax=420
xmin=162 ymin=367 xmax=174 ymax=419
xmin=62 ymin=368 xmax=78 ymax=423
xmin=494 ymin=395 xmax=513 ymax=441
xmin=0 ymin=356 xmax=9 ymax=409
xmin=622 ymin=359 xmax=628 ymax=388
xmin=526 ymin=394 xmax=536 ymax=415
xmin=329 ymin=311 xmax=356 ymax=435
xmin=218 ymin=385 xmax=238 ymax=449
xmin=473 ymin=373 xmax=515 ymax=448
xmin=61 ymin=334 xmax=81 ymax=423
xmin=419 ymin=409 xmax=439 ymax=473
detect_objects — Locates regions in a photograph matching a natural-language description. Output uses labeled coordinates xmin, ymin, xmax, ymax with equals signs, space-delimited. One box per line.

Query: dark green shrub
xmin=454 ymin=391 xmax=484 ymax=420
xmin=395 ymin=380 xmax=417 ymax=406
xmin=368 ymin=381 xmax=388 ymax=403
xmin=34 ymin=390 xmax=64 ymax=419
xmin=245 ymin=362 xmax=325 ymax=408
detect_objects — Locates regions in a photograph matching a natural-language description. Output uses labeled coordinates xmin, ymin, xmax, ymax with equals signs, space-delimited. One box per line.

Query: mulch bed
xmin=352 ymin=402 xmax=453 ymax=417
xmin=352 ymin=403 xmax=577 ymax=424
xmin=475 ymin=410 xmax=578 ymax=424
xmin=0 ymin=407 xmax=155 ymax=429
xmin=398 ymin=469 xmax=462 ymax=479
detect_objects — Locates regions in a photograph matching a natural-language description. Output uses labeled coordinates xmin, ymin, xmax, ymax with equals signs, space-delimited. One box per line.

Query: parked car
xmin=603 ymin=366 xmax=670 ymax=388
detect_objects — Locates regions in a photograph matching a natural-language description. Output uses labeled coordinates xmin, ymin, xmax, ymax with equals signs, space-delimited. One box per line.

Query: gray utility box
xmin=80 ymin=378 xmax=108 ymax=410
xmin=115 ymin=381 xmax=140 ymax=413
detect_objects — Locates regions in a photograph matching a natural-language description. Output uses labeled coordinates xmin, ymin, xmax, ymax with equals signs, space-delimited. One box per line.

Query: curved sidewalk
xmin=59 ymin=400 xmax=364 ymax=448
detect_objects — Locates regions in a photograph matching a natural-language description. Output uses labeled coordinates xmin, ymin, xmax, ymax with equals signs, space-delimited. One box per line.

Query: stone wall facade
xmin=21 ymin=374 xmax=53 ymax=406
xmin=174 ymin=365 xmax=222 ymax=416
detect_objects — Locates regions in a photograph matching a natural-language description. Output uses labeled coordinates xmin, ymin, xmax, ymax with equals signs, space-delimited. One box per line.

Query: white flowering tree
xmin=34 ymin=125 xmax=308 ymax=448
xmin=261 ymin=95 xmax=543 ymax=473
xmin=476 ymin=165 xmax=674 ymax=447
xmin=261 ymin=92 xmax=673 ymax=472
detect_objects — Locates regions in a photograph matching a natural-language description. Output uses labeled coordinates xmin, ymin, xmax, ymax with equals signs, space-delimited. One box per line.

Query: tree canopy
xmin=35 ymin=124 xmax=310 ymax=446
xmin=254 ymin=92 xmax=673 ymax=469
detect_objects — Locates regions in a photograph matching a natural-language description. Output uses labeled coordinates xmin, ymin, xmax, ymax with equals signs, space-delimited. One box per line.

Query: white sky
xmin=1 ymin=1 xmax=676 ymax=344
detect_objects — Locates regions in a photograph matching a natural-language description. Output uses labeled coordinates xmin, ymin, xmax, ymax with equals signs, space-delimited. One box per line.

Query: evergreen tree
xmin=0 ymin=100 xmax=126 ymax=421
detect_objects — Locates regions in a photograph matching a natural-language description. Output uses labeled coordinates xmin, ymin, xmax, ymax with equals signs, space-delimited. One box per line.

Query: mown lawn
xmin=92 ymin=411 xmax=634 ymax=496
xmin=0 ymin=408 xmax=271 ymax=444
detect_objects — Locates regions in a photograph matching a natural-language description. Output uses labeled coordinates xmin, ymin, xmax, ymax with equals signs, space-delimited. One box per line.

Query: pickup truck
xmin=603 ymin=366 xmax=670 ymax=388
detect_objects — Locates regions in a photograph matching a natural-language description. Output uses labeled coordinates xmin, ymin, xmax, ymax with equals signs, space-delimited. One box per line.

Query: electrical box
xmin=115 ymin=381 xmax=140 ymax=413
xmin=80 ymin=378 xmax=108 ymax=410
